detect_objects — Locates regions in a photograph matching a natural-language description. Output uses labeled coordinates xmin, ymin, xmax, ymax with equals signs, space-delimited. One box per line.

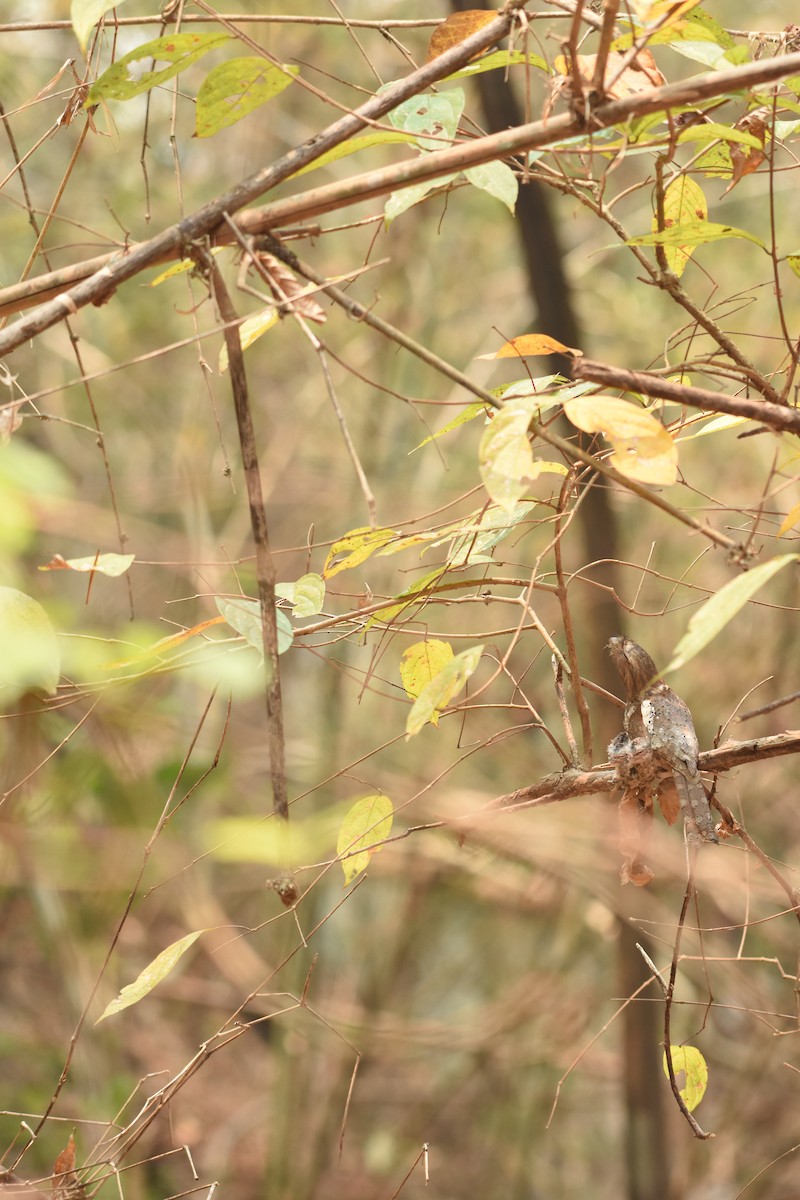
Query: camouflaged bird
xmin=607 ymin=635 xmax=718 ymax=845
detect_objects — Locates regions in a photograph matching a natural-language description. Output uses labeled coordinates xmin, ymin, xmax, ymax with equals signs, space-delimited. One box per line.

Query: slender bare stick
xmin=200 ymin=247 xmax=289 ymax=820
xmin=572 ymin=358 xmax=800 ymax=433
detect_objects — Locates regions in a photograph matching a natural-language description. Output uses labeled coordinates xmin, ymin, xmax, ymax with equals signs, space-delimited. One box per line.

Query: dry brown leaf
xmin=657 ymin=778 xmax=681 ymax=825
xmin=258 ymin=253 xmax=326 ymax=324
xmin=426 ymin=10 xmax=497 ymax=64
xmin=0 ymin=400 xmax=24 ymax=444
xmin=556 ymin=50 xmax=666 ymax=99
xmin=723 ymin=112 xmax=767 ymax=195
xmin=52 ymin=1136 xmax=84 ymax=1200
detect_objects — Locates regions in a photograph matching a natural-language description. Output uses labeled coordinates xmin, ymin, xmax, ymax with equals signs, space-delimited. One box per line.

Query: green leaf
xmin=385 ymin=174 xmax=460 ymax=223
xmin=195 ymin=58 xmax=298 ymax=137
xmin=337 ymin=795 xmax=394 ymax=886
xmin=86 ymin=32 xmax=230 ymax=105
xmin=289 ymin=130 xmax=420 ymax=179
xmin=406 ymin=644 xmax=483 ymax=738
xmin=627 ymin=221 xmax=766 ymax=251
xmin=656 ymin=175 xmax=707 ymax=277
xmin=677 ymin=122 xmax=765 ymax=149
xmin=386 ymin=89 xmax=464 ymax=150
xmin=215 ymin=596 xmax=293 ymax=655
xmin=464 ymin=160 xmax=518 ymax=214
xmin=479 ymin=396 xmax=565 ymax=512
xmin=412 ymin=401 xmax=491 ymax=451
xmin=275 ymin=573 xmax=325 ymax=617
xmin=665 ymin=555 xmax=798 ymax=673
xmin=0 ymin=586 xmax=60 ymax=702
xmin=663 ymin=1045 xmax=708 ymax=1112
xmin=71 ymin=0 xmax=133 ymax=49
xmin=323 ymin=526 xmax=398 ymax=578
xmin=444 ymin=48 xmax=547 ymax=81
xmin=96 ymin=931 xmax=204 ymax=1022
xmin=364 ymin=567 xmax=447 ymax=628
xmin=400 ymin=640 xmax=454 ymax=717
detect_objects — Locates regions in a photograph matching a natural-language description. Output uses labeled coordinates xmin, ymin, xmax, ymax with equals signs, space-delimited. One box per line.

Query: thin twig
xmin=201 ymin=247 xmax=289 ymax=820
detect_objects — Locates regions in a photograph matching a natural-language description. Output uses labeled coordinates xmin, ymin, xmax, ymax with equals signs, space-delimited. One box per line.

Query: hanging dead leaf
xmin=477 ymin=333 xmax=581 ymax=359
xmin=52 ymin=1135 xmax=85 ymax=1200
xmin=426 ymin=11 xmax=497 ymax=64
xmin=257 ymin=253 xmax=326 ymax=324
xmin=0 ymin=400 xmax=24 ymax=444
xmin=723 ymin=111 xmax=767 ymax=195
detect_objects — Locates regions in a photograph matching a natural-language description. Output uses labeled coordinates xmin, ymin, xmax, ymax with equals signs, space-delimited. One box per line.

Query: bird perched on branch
xmin=607 ymin=635 xmax=718 ymax=845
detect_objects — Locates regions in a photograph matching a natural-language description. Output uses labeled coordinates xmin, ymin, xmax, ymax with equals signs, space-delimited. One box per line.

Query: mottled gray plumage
xmin=607 ymin=635 xmax=717 ymax=844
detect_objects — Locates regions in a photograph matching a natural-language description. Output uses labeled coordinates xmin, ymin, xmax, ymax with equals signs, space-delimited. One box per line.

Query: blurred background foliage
xmin=2 ymin=2 xmax=800 ymax=1199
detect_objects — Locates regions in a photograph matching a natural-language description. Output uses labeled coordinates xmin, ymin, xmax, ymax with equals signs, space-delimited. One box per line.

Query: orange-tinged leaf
xmin=104 ymin=617 xmax=226 ymax=668
xmin=426 ymin=10 xmax=497 ymax=63
xmin=631 ymin=0 xmax=702 ymax=27
xmin=337 ymin=795 xmax=394 ymax=885
xmin=40 ymin=551 xmax=135 ymax=577
xmin=477 ymin=334 xmax=581 ymax=360
xmin=563 ymin=395 xmax=678 ymax=485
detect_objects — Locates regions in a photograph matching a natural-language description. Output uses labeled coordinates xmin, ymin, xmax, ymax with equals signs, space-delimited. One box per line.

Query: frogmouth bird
xmin=607 ymin=635 xmax=718 ymax=844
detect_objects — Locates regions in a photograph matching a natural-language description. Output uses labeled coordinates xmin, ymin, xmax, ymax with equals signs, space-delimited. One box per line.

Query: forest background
xmin=2 ymin=1 xmax=800 ymax=1198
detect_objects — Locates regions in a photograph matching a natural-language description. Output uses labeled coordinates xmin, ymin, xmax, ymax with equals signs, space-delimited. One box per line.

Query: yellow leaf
xmin=400 ymin=640 xmax=454 ymax=723
xmin=655 ymin=175 xmax=707 ymax=276
xmin=477 ymin=333 xmax=581 ymax=359
xmin=778 ymin=500 xmax=800 ymax=537
xmin=96 ymin=931 xmax=204 ymax=1022
xmin=219 ymin=306 xmax=279 ymax=371
xmin=406 ymin=644 xmax=483 ymax=738
xmin=336 ymin=795 xmax=394 ymax=886
xmin=563 ymin=395 xmax=678 ymax=485
xmin=323 ymin=526 xmax=398 ymax=578
xmin=663 ymin=1045 xmax=708 ymax=1112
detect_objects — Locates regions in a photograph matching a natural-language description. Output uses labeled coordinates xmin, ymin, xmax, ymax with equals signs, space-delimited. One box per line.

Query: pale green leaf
xmin=337 ymin=795 xmax=394 ymax=886
xmin=275 ymin=573 xmax=325 ymax=617
xmin=195 ymin=58 xmax=298 ymax=137
xmin=400 ymin=640 xmax=454 ymax=717
xmin=386 ymin=89 xmax=464 ymax=150
xmin=663 ymin=1045 xmax=708 ymax=1112
xmin=218 ymin=306 xmax=279 ymax=371
xmin=323 ymin=526 xmax=398 ymax=578
xmin=406 ymin=644 xmax=483 ymax=738
xmin=96 ymin=931 xmax=204 ymax=1022
xmin=86 ymin=33 xmax=230 ymax=104
xmin=0 ymin=586 xmax=60 ymax=701
xmin=384 ymin=174 xmax=459 ymax=223
xmin=666 ymin=555 xmax=799 ymax=673
xmin=215 ymin=596 xmax=293 ymax=655
xmin=40 ymin=552 xmax=135 ymax=577
xmin=656 ymin=175 xmax=707 ymax=277
xmin=628 ymin=221 xmax=766 ymax=251
xmin=479 ymin=396 xmax=563 ymax=511
xmin=677 ymin=122 xmax=765 ymax=150
xmin=412 ymin=401 xmax=491 ymax=451
xmin=464 ymin=160 xmax=518 ymax=213
xmin=71 ymin=0 xmax=133 ymax=49
xmin=444 ymin=501 xmax=547 ymax=567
